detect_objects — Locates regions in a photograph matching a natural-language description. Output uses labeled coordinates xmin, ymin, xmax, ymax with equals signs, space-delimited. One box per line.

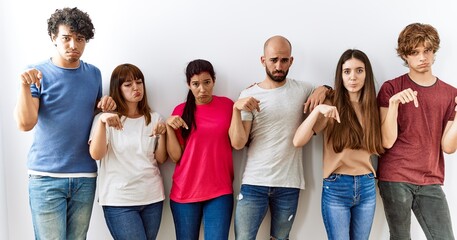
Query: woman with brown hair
xmin=89 ymin=63 xmax=167 ymax=240
xmin=293 ymin=49 xmax=384 ymax=240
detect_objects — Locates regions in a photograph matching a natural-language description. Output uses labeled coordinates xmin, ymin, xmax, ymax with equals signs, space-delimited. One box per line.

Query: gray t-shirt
xmin=240 ymin=78 xmax=313 ymax=189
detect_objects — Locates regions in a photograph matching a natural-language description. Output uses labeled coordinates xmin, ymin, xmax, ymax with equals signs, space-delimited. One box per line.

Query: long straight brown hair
xmin=109 ymin=63 xmax=152 ymax=125
xmin=327 ymin=49 xmax=384 ymax=155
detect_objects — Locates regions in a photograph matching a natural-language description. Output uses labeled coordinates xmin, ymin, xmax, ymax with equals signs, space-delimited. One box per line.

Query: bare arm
xmin=89 ymin=113 xmax=123 ymax=160
xmin=441 ymin=97 xmax=457 ymax=154
xmin=152 ymin=121 xmax=168 ymax=163
xmin=166 ymin=115 xmax=188 ymax=163
xmin=303 ymin=85 xmax=331 ymax=113
xmin=293 ymin=104 xmax=339 ymax=147
xmin=381 ymin=88 xmax=418 ymax=149
xmin=380 ymin=106 xmax=397 ymax=149
xmin=14 ymin=69 xmax=42 ymax=131
xmin=229 ymin=97 xmax=259 ymax=150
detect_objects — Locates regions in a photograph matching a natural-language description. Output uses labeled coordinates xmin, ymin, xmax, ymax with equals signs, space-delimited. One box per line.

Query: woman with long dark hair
xmin=293 ymin=49 xmax=384 ymax=240
xmin=166 ymin=59 xmax=235 ymax=240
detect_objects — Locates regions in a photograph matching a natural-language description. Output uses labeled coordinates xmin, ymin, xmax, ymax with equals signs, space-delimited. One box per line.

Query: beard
xmin=266 ymin=69 xmax=288 ymax=82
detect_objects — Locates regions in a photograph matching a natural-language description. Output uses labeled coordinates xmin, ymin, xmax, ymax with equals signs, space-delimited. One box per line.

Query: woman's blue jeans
xmin=102 ymin=201 xmax=163 ymax=240
xmin=28 ymin=175 xmax=96 ymax=240
xmin=234 ymin=184 xmax=300 ymax=240
xmin=378 ymin=181 xmax=454 ymax=240
xmin=321 ymin=173 xmax=376 ymax=240
xmin=170 ymin=194 xmax=233 ymax=240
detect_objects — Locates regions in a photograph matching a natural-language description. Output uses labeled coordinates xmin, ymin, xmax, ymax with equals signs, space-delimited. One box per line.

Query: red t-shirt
xmin=377 ymin=74 xmax=457 ymax=185
xmin=170 ymin=96 xmax=234 ymax=203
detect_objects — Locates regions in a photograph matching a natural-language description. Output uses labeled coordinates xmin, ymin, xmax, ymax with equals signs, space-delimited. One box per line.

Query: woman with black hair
xmin=166 ymin=59 xmax=234 ymax=240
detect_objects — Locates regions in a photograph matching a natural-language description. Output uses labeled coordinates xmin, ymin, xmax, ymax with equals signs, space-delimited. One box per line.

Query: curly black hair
xmin=47 ymin=7 xmax=95 ymax=42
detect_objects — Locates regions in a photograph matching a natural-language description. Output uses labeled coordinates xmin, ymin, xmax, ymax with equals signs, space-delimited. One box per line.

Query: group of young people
xmin=14 ymin=7 xmax=457 ymax=240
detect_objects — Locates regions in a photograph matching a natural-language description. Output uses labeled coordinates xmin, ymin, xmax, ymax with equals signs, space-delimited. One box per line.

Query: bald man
xmin=229 ymin=35 xmax=329 ymax=240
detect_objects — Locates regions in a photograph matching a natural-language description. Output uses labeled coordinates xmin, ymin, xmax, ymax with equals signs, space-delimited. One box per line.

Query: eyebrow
xmin=60 ymin=33 xmax=85 ymax=38
xmin=343 ymin=67 xmax=365 ymax=70
xmin=269 ymin=57 xmax=289 ymax=60
xmin=192 ymin=78 xmax=211 ymax=82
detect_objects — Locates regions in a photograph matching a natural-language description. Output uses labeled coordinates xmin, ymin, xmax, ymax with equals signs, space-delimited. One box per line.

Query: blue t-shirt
xmin=27 ymin=59 xmax=102 ymax=173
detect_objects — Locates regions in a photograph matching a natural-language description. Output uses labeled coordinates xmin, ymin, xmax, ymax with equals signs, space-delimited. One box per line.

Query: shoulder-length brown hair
xmin=109 ymin=63 xmax=152 ymax=125
xmin=327 ymin=49 xmax=384 ymax=155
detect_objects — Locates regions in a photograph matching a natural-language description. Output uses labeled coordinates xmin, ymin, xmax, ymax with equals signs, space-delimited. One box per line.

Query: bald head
xmin=263 ymin=35 xmax=292 ymax=55
xmin=261 ymin=35 xmax=294 ymax=83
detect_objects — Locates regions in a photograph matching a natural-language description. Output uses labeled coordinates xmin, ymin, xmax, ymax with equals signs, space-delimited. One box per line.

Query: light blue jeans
xmin=378 ymin=181 xmax=455 ymax=240
xmin=170 ymin=194 xmax=233 ymax=240
xmin=234 ymin=184 xmax=300 ymax=240
xmin=321 ymin=173 xmax=376 ymax=240
xmin=28 ymin=175 xmax=96 ymax=240
xmin=103 ymin=201 xmax=163 ymax=240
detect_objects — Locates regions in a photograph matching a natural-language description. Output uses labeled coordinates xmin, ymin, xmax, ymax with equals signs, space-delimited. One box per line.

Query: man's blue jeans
xmin=103 ymin=201 xmax=163 ymax=240
xmin=170 ymin=194 xmax=233 ymax=240
xmin=234 ymin=184 xmax=300 ymax=240
xmin=321 ymin=173 xmax=376 ymax=240
xmin=378 ymin=181 xmax=455 ymax=240
xmin=28 ymin=175 xmax=96 ymax=240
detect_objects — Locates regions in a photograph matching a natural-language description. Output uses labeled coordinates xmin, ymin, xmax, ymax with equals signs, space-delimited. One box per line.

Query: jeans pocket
xmin=366 ymin=173 xmax=375 ymax=179
xmin=323 ymin=174 xmax=340 ymax=182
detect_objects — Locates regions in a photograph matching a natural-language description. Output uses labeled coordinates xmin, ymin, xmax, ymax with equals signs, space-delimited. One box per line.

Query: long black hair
xmin=181 ymin=59 xmax=216 ymax=139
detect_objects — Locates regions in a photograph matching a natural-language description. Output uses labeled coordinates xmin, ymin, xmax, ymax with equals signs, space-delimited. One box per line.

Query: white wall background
xmin=1 ymin=0 xmax=457 ymax=239
xmin=0 ymin=0 xmax=10 ymax=238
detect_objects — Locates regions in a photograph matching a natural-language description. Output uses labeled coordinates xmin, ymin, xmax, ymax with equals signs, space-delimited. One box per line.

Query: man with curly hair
xmin=377 ymin=23 xmax=457 ymax=239
xmin=14 ymin=7 xmax=115 ymax=239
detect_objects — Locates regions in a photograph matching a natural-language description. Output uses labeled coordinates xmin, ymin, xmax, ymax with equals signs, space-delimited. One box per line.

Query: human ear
xmin=260 ymin=56 xmax=266 ymax=66
xmin=51 ymin=34 xmax=57 ymax=46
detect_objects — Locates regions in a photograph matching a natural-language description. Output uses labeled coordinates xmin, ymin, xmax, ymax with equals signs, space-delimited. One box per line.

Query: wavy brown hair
xmin=397 ymin=23 xmax=440 ymax=65
xmin=109 ymin=63 xmax=152 ymax=125
xmin=327 ymin=49 xmax=384 ymax=155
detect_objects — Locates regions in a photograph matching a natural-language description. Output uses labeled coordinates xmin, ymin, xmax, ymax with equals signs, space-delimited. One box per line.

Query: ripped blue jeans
xmin=234 ymin=184 xmax=300 ymax=240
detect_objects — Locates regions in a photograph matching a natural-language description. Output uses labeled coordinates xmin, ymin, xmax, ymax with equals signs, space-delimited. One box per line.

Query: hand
xmin=304 ymin=86 xmax=328 ymax=113
xmin=99 ymin=112 xmax=123 ymax=130
xmin=20 ymin=69 xmax=42 ymax=88
xmin=97 ymin=96 xmax=117 ymax=112
xmin=234 ymin=97 xmax=260 ymax=112
xmin=166 ymin=115 xmax=189 ymax=130
xmin=390 ymin=88 xmax=418 ymax=107
xmin=316 ymin=104 xmax=340 ymax=123
xmin=152 ymin=121 xmax=167 ymax=136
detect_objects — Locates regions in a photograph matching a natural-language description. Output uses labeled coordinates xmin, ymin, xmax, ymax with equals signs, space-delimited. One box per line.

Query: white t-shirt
xmin=240 ymin=79 xmax=313 ymax=189
xmin=90 ymin=112 xmax=165 ymax=206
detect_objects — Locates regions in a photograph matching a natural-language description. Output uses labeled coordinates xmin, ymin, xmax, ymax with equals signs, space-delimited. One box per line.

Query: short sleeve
xmin=88 ymin=113 xmax=109 ymax=145
xmin=377 ymin=81 xmax=395 ymax=108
